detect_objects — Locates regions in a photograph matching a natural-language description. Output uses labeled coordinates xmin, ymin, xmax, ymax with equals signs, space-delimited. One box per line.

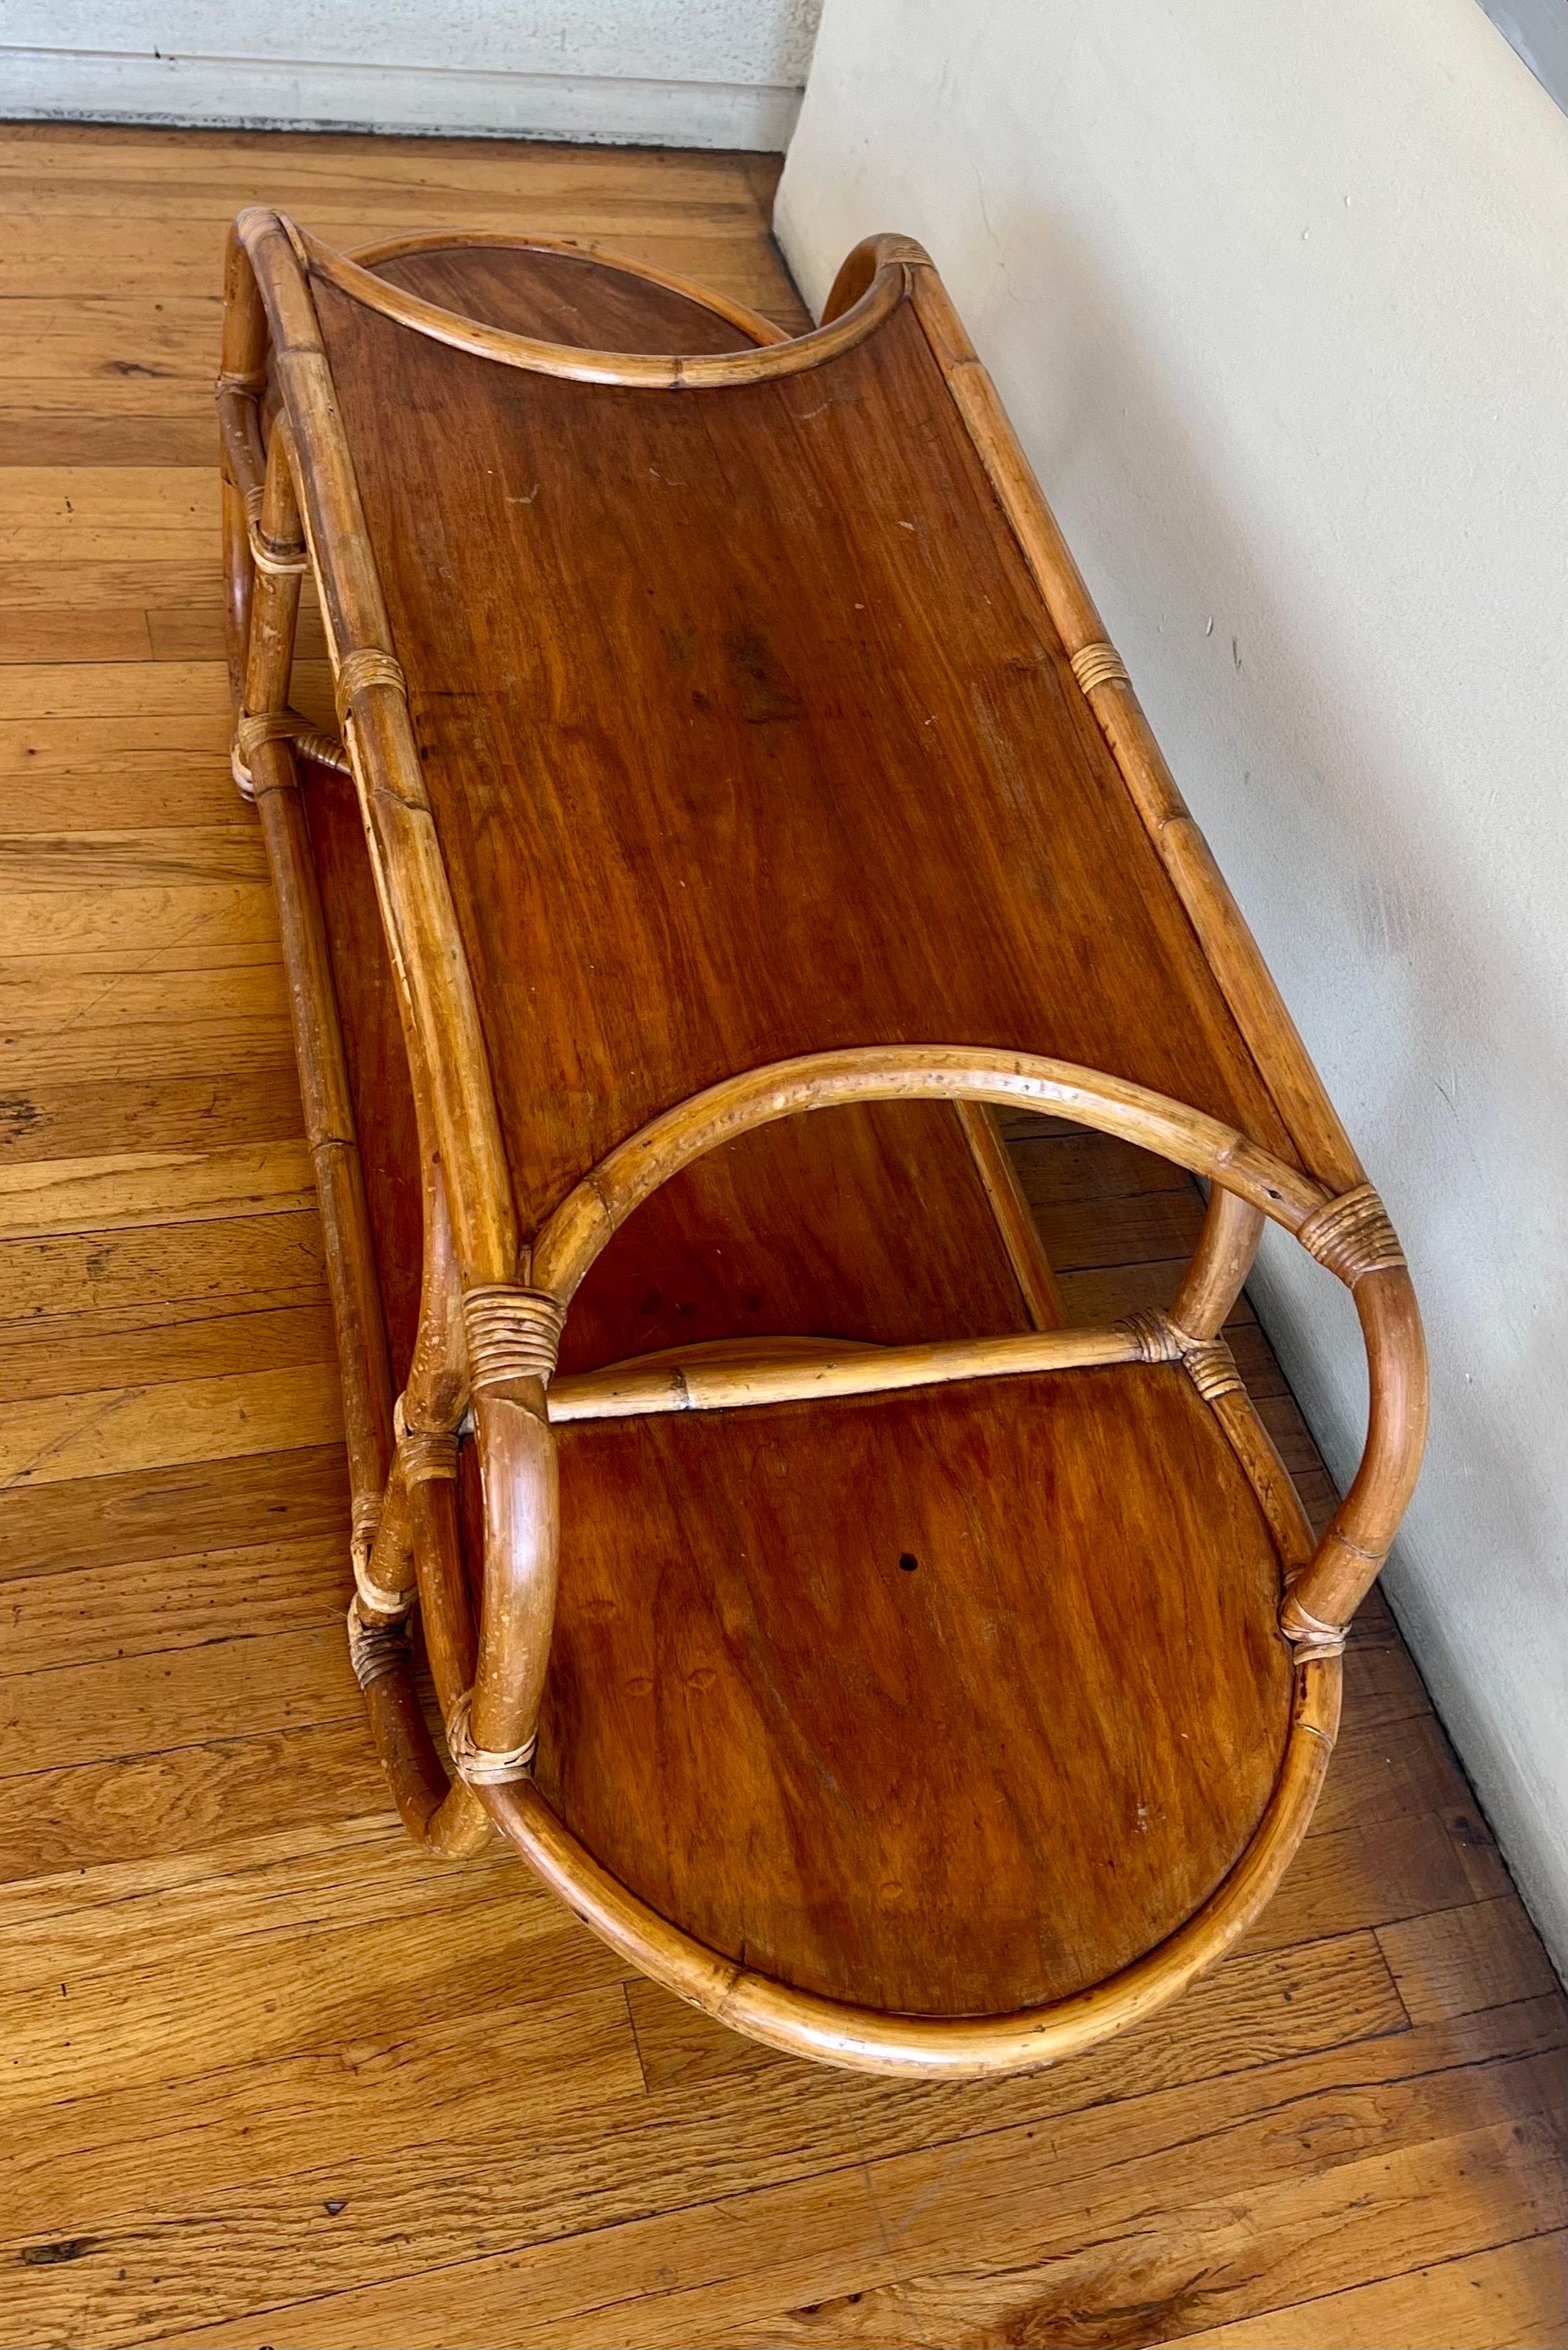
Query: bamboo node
xmin=1298 ymin=1184 xmax=1406 ymax=1288
xmin=462 ymin=1285 xmax=566 ymax=1393
xmin=215 ymin=367 xmax=268 ymax=397
xmin=400 ymin=1425 xmax=460 ymax=1485
xmin=1182 ymin=1339 xmax=1245 ymax=1403
xmin=335 ymin=646 xmax=407 ymax=721
xmin=445 ymin=1690 xmax=535 ymax=1785
xmin=1280 ymin=1593 xmax=1347 ymax=1660
xmin=345 ymin=1597 xmax=409 ymax=1691
xmin=1117 ymin=1309 xmax=1184 ymax=1364
xmin=1070 ymin=641 xmax=1131 ymax=696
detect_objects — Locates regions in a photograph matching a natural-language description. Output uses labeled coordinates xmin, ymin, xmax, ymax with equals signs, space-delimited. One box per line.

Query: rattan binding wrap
xmin=462 ymin=1285 xmax=566 ymax=1393
xmin=345 ymin=1598 xmax=409 ymax=1690
xmin=1280 ymin=1597 xmax=1349 ymax=1662
xmin=1070 ymin=641 xmax=1131 ymax=696
xmin=354 ymin=1562 xmax=416 ymax=1617
xmin=250 ymin=530 xmax=308 ymax=576
xmin=335 ymin=646 xmax=408 ymax=720
xmin=1298 ymin=1184 xmax=1406 ymax=1287
xmin=445 ymin=1689 xmax=536 ymax=1785
xmin=400 ymin=1425 xmax=460 ymax=1485
xmin=1182 ymin=1339 xmax=1246 ymax=1404
xmin=231 ymin=707 xmax=352 ymax=792
xmin=1117 ymin=1308 xmax=1184 ymax=1364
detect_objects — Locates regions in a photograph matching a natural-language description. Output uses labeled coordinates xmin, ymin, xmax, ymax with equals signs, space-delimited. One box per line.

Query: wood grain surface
xmin=0 ymin=121 xmax=1558 ymax=2349
xmin=318 ymin=254 xmax=1296 ymax=1234
xmin=539 ymin=1365 xmax=1290 ymax=2013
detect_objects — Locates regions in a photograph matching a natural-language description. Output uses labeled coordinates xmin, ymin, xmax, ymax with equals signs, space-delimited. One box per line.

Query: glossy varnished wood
xmin=309 ymin=734 xmax=1036 ymax=1380
xmin=539 ymin=1365 xmax=1291 ymax=2014
xmin=315 ymin=258 xmax=1299 ymax=1239
xmin=0 ymin=123 xmax=1546 ymax=2348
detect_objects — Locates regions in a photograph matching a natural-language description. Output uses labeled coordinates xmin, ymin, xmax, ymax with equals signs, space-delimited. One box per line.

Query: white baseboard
xmin=0 ymin=44 xmax=803 ymax=151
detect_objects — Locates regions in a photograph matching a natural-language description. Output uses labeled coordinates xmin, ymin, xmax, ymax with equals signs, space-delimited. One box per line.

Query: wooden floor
xmin=0 ymin=121 xmax=1561 ymax=2350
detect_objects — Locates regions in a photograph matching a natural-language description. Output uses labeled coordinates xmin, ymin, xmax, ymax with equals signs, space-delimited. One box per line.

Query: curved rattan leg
xmin=1170 ymin=1183 xmax=1266 ymax=1342
xmin=350 ymin=1614 xmax=490 ymax=1858
xmin=345 ymin=1441 xmax=492 ymax=1861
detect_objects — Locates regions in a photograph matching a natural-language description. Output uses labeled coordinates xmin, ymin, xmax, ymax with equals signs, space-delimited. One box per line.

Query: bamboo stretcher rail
xmin=547 ymin=1322 xmax=1145 ymax=1424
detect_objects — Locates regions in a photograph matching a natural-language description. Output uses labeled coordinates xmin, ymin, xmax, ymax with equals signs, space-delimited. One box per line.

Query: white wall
xmin=1 ymin=0 xmax=822 ymax=149
xmin=780 ymin=0 xmax=1568 ymax=1964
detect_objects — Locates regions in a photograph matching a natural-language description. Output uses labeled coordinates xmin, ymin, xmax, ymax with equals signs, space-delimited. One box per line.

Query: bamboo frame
xmin=217 ymin=214 xmax=1428 ymax=2077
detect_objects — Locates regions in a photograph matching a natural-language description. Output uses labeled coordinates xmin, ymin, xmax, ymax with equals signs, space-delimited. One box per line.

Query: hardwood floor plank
xmin=0 ymin=1358 xmax=342 ymax=1488
xmin=0 ymin=1065 xmax=302 ymax=1167
xmin=141 ymin=2003 xmax=1564 ymax=2350
xmin=0 ymin=880 xmax=280 ymax=958
xmin=0 ymin=1445 xmax=346 ymax=1597
xmin=0 ymin=1299 xmax=331 ymax=1409
xmin=0 ymin=1138 xmax=314 ymax=1240
xmin=0 ymin=1718 xmax=375 ymax=1884
xmin=0 ymin=559 xmax=221 ymax=609
xmin=0 ymin=653 xmax=227 ymax=718
xmin=702 ymin=2119 xmax=1568 ymax=2350
xmin=0 ymin=311 xmax=221 ymax=386
xmin=0 ymin=827 xmax=265 ymax=888
xmin=1158 ymin=2230 xmax=1568 ymax=2349
xmin=0 ymin=764 xmax=239 ymax=829
xmin=1311 ymin=1709 xmax=1481 ymax=1837
xmin=0 ymin=1018 xmax=295 ymax=1086
xmin=0 ymin=716 xmax=230 ymax=774
xmin=0 ymin=1208 xmax=325 ymax=1323
xmin=1379 ymin=1897 xmax=1562 ymax=2023
xmin=1248 ymin=1807 xmax=1513 ymax=1953
xmin=0 ymin=1619 xmax=362 ymax=1776
xmin=2 ymin=1534 xmax=349 ymax=1672
xmin=0 ymin=1891 xmax=630 ymax=2120
xmin=0 ymin=1930 xmax=1420 ymax=2345
xmin=0 ymin=416 xmax=216 ymax=468
xmin=0 ymin=947 xmax=284 ymax=1032
xmin=0 ymin=604 xmax=155 ymax=660
xmin=623 ymin=1924 xmax=1399 ymax=2098
xmin=0 ymin=1817 xmax=513 ymax=1989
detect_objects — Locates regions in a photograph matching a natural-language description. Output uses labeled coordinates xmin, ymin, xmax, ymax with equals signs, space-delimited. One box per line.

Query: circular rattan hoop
xmin=460 ymin=1047 xmax=1424 ymax=2072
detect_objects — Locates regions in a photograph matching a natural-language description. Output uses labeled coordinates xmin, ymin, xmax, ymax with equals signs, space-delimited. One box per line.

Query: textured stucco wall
xmin=780 ymin=0 xmax=1568 ymax=1964
xmin=2 ymin=0 xmax=824 ymax=147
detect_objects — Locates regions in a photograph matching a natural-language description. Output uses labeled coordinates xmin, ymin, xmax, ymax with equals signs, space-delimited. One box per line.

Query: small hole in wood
xmin=898 ymin=1552 xmax=918 ymax=1573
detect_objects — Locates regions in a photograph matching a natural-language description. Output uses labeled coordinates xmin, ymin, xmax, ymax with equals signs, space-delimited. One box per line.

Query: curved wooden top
xmin=294 ymin=238 xmax=1045 ymax=1375
xmin=302 ymin=234 xmax=1304 ymax=1264
xmin=531 ymin=1362 xmax=1293 ymax=2014
xmin=298 ymin=218 xmax=910 ymax=385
